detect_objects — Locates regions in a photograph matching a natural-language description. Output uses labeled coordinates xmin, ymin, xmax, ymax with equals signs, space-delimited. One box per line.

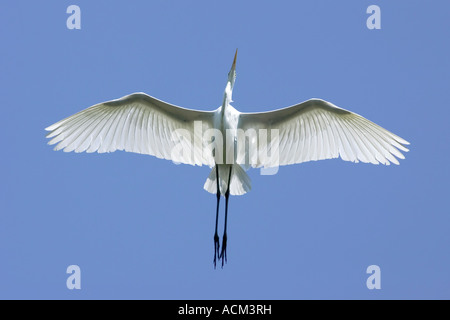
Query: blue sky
xmin=1 ymin=0 xmax=449 ymax=299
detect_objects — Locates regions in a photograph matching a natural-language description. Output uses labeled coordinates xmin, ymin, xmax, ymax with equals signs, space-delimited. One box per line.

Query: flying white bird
xmin=45 ymin=50 xmax=409 ymax=268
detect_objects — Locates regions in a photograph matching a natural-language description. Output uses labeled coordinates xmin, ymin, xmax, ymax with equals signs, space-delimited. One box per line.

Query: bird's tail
xmin=204 ymin=164 xmax=251 ymax=196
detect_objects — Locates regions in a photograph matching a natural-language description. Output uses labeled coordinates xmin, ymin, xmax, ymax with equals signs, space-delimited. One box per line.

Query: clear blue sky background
xmin=1 ymin=1 xmax=449 ymax=299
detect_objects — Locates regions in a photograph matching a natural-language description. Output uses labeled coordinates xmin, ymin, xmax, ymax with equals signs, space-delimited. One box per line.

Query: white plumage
xmin=238 ymin=98 xmax=409 ymax=167
xmin=46 ymin=93 xmax=216 ymax=165
xmin=46 ymin=94 xmax=409 ymax=194
xmin=46 ymin=50 xmax=409 ymax=267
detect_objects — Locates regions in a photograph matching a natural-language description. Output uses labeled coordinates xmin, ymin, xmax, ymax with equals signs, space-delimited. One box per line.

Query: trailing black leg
xmin=220 ymin=166 xmax=233 ymax=267
xmin=213 ymin=165 xmax=220 ymax=269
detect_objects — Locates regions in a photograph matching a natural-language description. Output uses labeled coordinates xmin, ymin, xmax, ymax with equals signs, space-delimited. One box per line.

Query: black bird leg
xmin=220 ymin=166 xmax=233 ymax=267
xmin=213 ymin=165 xmax=221 ymax=269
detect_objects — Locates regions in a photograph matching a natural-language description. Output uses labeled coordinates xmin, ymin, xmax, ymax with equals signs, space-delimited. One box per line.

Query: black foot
xmin=219 ymin=233 xmax=227 ymax=267
xmin=213 ymin=233 xmax=220 ymax=268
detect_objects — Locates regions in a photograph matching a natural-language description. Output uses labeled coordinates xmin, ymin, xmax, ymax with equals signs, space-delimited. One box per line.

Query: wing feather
xmin=45 ymin=93 xmax=215 ymax=166
xmin=238 ymin=99 xmax=409 ymax=167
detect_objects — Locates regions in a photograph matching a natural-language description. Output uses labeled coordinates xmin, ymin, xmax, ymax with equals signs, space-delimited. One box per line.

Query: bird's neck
xmin=221 ymin=81 xmax=233 ymax=116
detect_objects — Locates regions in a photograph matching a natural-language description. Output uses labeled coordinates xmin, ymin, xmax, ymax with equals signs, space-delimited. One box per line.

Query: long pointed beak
xmin=231 ymin=49 xmax=238 ymax=70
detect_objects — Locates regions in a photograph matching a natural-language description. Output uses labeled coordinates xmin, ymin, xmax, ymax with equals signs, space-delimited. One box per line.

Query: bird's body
xmin=46 ymin=50 xmax=409 ymax=267
xmin=210 ymin=89 xmax=248 ymax=196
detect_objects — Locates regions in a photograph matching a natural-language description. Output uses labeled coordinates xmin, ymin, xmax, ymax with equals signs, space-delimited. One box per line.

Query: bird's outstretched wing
xmin=45 ymin=93 xmax=216 ymax=166
xmin=238 ymin=99 xmax=409 ymax=167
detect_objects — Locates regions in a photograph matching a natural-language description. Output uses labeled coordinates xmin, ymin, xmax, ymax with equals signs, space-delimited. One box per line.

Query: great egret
xmin=45 ymin=49 xmax=409 ymax=268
